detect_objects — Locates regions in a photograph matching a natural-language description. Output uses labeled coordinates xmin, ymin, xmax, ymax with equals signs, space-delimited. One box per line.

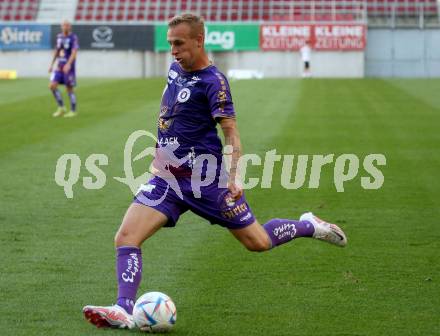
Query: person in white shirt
xmin=300 ymin=40 xmax=312 ymax=78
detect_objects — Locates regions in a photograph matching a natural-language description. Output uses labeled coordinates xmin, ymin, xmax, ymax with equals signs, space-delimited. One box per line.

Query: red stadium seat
xmin=67 ymin=0 xmax=438 ymax=23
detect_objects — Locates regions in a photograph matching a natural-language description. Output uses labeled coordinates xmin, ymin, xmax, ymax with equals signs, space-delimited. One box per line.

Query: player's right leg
xmin=48 ymin=75 xmax=66 ymax=117
xmin=83 ymin=204 xmax=168 ymax=329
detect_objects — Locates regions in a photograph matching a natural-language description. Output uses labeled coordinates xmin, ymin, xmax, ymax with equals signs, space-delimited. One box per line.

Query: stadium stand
xmin=72 ymin=0 xmax=439 ymax=23
xmin=74 ymin=0 xmax=366 ymax=22
xmin=0 ymin=0 xmax=437 ymax=25
xmin=0 ymin=0 xmax=40 ymax=21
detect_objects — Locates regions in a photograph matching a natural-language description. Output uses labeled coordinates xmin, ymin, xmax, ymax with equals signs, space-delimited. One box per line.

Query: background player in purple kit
xmin=83 ymin=14 xmax=348 ymax=329
xmin=49 ymin=20 xmax=79 ymax=118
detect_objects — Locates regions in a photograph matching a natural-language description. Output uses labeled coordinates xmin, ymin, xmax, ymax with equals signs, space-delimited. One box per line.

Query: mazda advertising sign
xmin=51 ymin=24 xmax=154 ymax=51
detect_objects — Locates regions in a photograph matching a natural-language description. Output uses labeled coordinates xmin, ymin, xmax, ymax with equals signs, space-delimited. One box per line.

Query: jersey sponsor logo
xmin=273 ymin=223 xmax=297 ymax=239
xmin=121 ymin=252 xmax=140 ymax=283
xmin=221 ymin=203 xmax=249 ymax=220
xmin=63 ymin=39 xmax=70 ymax=49
xmin=158 ymin=137 xmax=179 ymax=145
xmin=218 ymin=191 xmax=249 ymax=219
xmin=177 ymin=88 xmax=191 ymax=103
xmin=186 ymin=80 xmax=198 ymax=87
xmin=167 ymin=70 xmax=178 ymax=84
xmin=175 ymin=76 xmax=187 ymax=86
xmin=240 ymin=212 xmax=252 ymax=222
xmin=168 ymin=69 xmax=178 ymax=79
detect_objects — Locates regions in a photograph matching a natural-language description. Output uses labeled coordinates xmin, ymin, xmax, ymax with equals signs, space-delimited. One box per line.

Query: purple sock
xmin=68 ymin=91 xmax=76 ymax=112
xmin=116 ymin=246 xmax=142 ymax=314
xmin=263 ymin=218 xmax=315 ymax=248
xmin=51 ymin=89 xmax=64 ymax=107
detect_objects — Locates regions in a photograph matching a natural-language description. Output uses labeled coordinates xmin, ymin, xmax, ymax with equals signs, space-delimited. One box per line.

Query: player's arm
xmin=219 ymin=117 xmax=243 ymax=200
xmin=63 ymin=48 xmax=78 ymax=74
xmin=48 ymin=48 xmax=59 ymax=73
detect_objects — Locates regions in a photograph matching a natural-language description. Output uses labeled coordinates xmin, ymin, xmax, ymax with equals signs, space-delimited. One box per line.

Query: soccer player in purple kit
xmin=49 ymin=20 xmax=79 ymax=118
xmin=83 ymin=14 xmax=347 ymax=329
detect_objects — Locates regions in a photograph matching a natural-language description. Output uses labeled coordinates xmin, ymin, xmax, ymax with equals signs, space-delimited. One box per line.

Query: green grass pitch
xmin=0 ymin=77 xmax=439 ymax=335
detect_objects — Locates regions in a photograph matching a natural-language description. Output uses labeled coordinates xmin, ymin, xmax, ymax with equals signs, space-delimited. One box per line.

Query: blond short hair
xmin=168 ymin=13 xmax=205 ymax=38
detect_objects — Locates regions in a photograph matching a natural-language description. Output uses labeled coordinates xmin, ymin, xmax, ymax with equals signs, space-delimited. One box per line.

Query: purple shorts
xmin=133 ymin=175 xmax=256 ymax=229
xmin=50 ymin=70 xmax=76 ymax=87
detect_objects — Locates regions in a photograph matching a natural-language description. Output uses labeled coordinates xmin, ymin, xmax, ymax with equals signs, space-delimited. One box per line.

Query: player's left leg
xmin=230 ymin=213 xmax=347 ymax=251
xmin=229 ymin=220 xmax=271 ymax=251
xmin=64 ymin=85 xmax=77 ymax=117
xmin=185 ymin=183 xmax=345 ymax=250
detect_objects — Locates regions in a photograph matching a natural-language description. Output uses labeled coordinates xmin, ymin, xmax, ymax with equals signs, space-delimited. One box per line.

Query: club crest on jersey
xmin=177 ymin=88 xmax=191 ymax=103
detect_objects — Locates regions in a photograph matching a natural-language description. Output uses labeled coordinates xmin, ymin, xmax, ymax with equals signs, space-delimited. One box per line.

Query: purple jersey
xmin=135 ymin=62 xmax=256 ymax=229
xmin=55 ymin=33 xmax=79 ymax=71
xmin=155 ymin=62 xmax=235 ymax=175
